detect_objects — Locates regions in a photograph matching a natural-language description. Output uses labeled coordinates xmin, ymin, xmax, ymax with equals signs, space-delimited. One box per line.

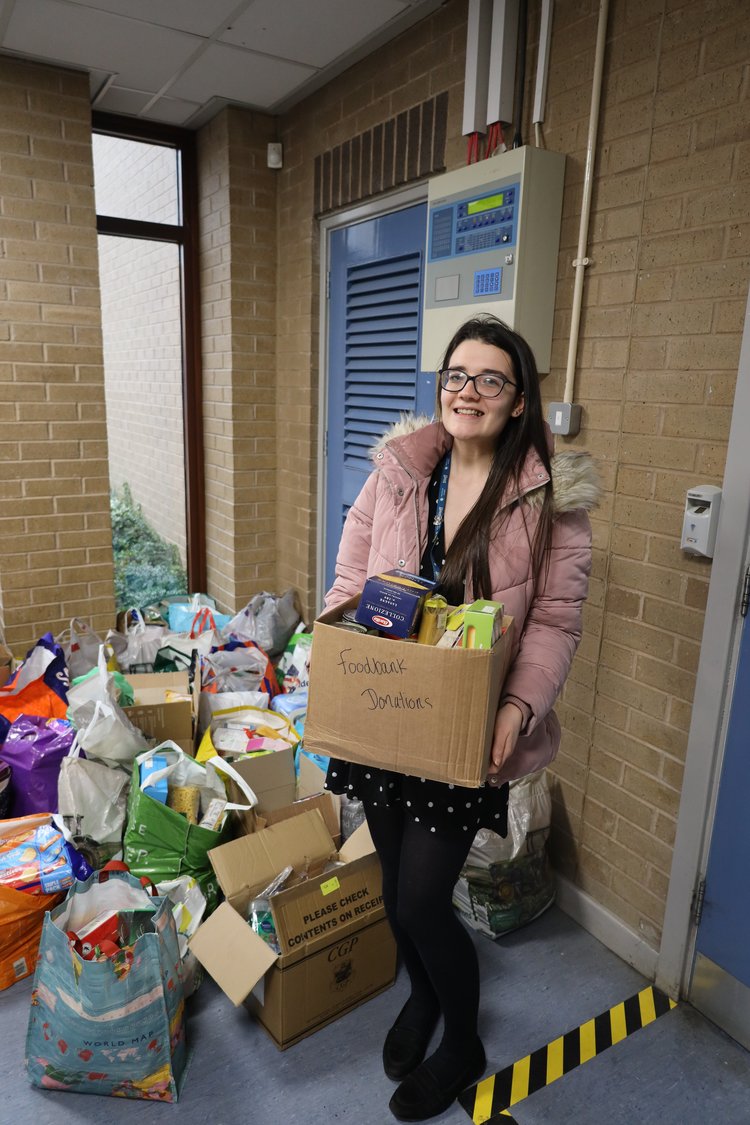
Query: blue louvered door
xmin=325 ymin=203 xmax=431 ymax=592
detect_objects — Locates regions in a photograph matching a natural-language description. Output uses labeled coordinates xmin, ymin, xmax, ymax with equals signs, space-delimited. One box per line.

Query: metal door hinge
xmin=323 ymin=430 xmax=328 ymax=458
xmin=741 ymin=566 xmax=750 ymax=617
xmin=326 ymin=271 xmax=330 ymax=300
xmin=692 ymin=877 xmax=706 ymax=926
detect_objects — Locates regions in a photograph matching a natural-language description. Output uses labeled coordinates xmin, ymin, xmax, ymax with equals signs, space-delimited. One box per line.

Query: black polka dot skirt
xmin=325 ymin=760 xmax=509 ymax=838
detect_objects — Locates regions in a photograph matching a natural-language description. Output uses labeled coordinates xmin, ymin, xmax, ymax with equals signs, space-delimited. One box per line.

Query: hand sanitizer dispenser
xmin=681 ymin=486 xmax=722 ymax=558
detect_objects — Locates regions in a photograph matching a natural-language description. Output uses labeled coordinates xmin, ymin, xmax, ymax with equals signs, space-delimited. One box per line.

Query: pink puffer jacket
xmin=325 ymin=417 xmax=600 ymax=782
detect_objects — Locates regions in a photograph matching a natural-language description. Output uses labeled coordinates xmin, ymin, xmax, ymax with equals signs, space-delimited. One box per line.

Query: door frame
xmin=657 ymin=286 xmax=750 ymax=1002
xmin=316 ymin=181 xmax=428 ymax=610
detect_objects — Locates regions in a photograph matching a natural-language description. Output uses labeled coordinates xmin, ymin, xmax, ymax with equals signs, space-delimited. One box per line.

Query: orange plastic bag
xmin=0 ymin=633 xmax=68 ymax=746
xmin=0 ymin=814 xmax=66 ymax=990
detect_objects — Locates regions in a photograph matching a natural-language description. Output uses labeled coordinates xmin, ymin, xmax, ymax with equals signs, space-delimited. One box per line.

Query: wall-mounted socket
xmin=548 ymin=401 xmax=582 ymax=436
xmin=267 ymin=142 xmax=283 ymax=169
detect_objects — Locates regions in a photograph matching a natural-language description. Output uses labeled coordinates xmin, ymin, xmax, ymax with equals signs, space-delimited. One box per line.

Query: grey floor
xmin=2 ymin=905 xmax=749 ymax=1124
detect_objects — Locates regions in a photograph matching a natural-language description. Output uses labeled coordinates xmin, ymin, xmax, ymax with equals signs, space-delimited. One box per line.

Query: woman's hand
xmin=486 ymin=702 xmax=524 ymax=786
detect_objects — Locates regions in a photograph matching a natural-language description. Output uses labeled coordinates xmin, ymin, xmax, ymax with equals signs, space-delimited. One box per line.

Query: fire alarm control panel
xmin=421 ymin=146 xmax=565 ymax=373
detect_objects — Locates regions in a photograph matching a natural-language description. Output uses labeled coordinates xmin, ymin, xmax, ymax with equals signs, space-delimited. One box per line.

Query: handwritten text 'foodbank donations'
xmin=335 ymin=648 xmax=433 ymax=711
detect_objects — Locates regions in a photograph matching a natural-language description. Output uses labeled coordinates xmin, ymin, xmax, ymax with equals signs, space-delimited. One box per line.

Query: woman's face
xmin=440 ymin=339 xmax=523 ymax=453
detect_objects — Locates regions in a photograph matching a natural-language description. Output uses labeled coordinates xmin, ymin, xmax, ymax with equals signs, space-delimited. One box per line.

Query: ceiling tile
xmin=93 ymin=86 xmax=153 ymax=115
xmin=168 ymin=42 xmax=316 ymax=109
xmin=0 ymin=0 xmax=443 ymax=126
xmin=3 ymin=0 xmax=200 ymax=91
xmin=62 ymin=0 xmax=241 ymax=37
xmin=219 ymin=0 xmax=409 ymax=68
xmin=141 ymin=95 xmax=204 ymax=126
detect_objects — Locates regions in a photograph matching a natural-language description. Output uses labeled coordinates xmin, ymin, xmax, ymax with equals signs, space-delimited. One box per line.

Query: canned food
xmin=331 ymin=620 xmax=370 ymax=634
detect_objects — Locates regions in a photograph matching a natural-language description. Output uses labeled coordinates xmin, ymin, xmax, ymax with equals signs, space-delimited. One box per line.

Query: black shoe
xmin=388 ymin=1039 xmax=486 ymax=1122
xmin=383 ymin=1004 xmax=440 ymax=1081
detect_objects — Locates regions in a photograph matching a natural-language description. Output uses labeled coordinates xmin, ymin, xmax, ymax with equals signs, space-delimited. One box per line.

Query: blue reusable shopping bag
xmin=167 ymin=602 xmax=231 ymax=635
xmin=25 ymin=867 xmax=186 ymax=1101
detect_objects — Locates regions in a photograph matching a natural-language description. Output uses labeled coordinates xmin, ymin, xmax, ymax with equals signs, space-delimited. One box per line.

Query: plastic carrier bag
xmin=116 ymin=608 xmax=169 ymax=673
xmin=69 ymin=698 xmax=149 ymax=772
xmin=67 ymin=646 xmax=134 ymax=712
xmin=195 ymin=705 xmax=300 ymax=763
xmin=57 ymin=740 xmax=130 ymax=846
xmin=197 ymin=689 xmax=269 ymax=739
xmin=453 ymin=769 xmax=554 ymax=938
xmin=55 ymin=618 xmax=103 ymax=681
xmin=0 ymin=814 xmax=71 ymax=990
xmin=0 ymin=715 xmax=76 ymax=816
xmin=168 ymin=596 xmax=232 ymax=636
xmin=25 ymin=864 xmax=186 ymax=1101
xmin=0 ymin=633 xmax=69 ymax=747
xmin=221 ymin=589 xmax=301 ymax=658
xmin=123 ymin=745 xmax=257 ymax=913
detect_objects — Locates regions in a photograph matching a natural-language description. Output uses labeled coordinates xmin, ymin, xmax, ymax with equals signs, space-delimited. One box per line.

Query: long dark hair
xmin=434 ymin=315 xmax=554 ymax=602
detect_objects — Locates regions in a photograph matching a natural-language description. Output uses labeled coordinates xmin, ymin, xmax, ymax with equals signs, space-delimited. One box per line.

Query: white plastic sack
xmin=276 ymin=632 xmax=313 ymax=692
xmin=71 ymin=698 xmax=150 ymax=772
xmin=197 ymin=690 xmax=269 ymax=738
xmin=66 ymin=647 xmax=118 ymax=712
xmin=221 ymin=589 xmax=301 ymax=658
xmin=118 ymin=609 xmax=168 ymax=672
xmin=453 ymin=769 xmax=554 ymax=939
xmin=155 ymin=875 xmax=206 ymax=997
xmin=55 ymin=618 xmax=103 ymax=680
xmin=158 ymin=628 xmax=219 ymax=664
xmin=472 ymin=768 xmax=552 ymax=864
xmin=57 ymin=741 xmax=130 ymax=845
xmin=200 ymin=645 xmax=268 ymax=693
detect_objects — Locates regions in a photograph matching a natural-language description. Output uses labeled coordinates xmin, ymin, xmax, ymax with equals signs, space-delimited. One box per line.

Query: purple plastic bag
xmin=0 ymin=715 xmax=77 ymax=816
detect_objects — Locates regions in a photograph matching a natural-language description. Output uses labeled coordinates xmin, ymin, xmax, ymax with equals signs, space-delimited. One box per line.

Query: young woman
xmin=324 ymin=315 xmax=598 ymax=1121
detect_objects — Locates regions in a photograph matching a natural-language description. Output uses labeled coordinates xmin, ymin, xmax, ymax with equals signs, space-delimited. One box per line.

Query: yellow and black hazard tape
xmin=459 ymin=985 xmax=677 ymax=1124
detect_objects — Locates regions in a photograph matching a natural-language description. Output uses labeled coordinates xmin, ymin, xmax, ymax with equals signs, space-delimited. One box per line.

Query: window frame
xmin=92 ymin=111 xmax=205 ymax=592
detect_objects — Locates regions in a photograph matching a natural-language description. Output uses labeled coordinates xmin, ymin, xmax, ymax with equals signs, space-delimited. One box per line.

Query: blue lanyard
xmin=430 ymin=451 xmax=451 ymax=581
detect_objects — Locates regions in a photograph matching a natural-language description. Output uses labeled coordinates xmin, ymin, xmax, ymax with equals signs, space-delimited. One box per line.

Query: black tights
xmin=365 ymin=800 xmax=480 ymax=1064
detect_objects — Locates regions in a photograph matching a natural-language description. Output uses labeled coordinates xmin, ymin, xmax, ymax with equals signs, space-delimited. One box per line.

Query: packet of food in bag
xmin=0 ymin=821 xmax=75 ymax=895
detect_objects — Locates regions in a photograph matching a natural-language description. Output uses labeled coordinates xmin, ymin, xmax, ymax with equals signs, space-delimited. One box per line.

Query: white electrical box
xmin=681 ymin=485 xmax=722 ymax=558
xmin=421 ymin=146 xmax=565 ymax=373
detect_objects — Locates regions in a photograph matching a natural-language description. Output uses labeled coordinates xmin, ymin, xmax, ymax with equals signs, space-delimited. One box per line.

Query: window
xmin=92 ymin=114 xmax=204 ymax=610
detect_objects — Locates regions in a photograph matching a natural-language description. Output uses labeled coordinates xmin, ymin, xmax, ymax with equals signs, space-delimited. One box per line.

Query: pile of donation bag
xmin=0 ymin=590 xmax=390 ymax=1095
xmin=0 ymin=575 xmax=553 ymax=1098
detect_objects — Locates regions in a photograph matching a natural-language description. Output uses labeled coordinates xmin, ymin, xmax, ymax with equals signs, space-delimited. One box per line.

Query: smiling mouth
xmin=454 ymin=408 xmax=484 ymax=417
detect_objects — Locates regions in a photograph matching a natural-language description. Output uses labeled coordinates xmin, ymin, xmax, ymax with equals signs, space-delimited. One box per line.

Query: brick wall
xmin=274 ymin=0 xmax=750 ymax=950
xmin=540 ymin=0 xmax=748 ymax=949
xmin=197 ymin=108 xmax=278 ymax=612
xmin=0 ymin=58 xmax=115 ymax=652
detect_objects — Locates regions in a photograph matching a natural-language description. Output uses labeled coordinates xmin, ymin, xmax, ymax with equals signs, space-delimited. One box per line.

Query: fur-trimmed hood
xmin=370 ymin=413 xmax=600 ymax=515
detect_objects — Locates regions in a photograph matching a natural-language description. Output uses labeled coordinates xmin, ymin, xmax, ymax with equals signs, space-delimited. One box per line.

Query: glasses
xmin=438 ymin=368 xmax=517 ymax=398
